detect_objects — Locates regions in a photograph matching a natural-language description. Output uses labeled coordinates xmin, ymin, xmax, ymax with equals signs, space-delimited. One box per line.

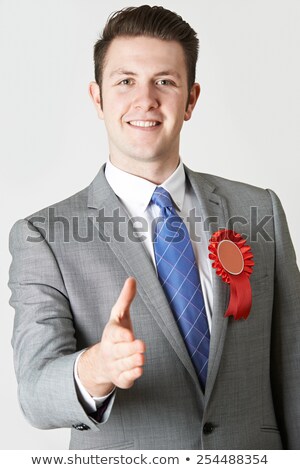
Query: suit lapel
xmin=184 ymin=166 xmax=230 ymax=405
xmin=87 ymin=164 xmax=203 ymax=399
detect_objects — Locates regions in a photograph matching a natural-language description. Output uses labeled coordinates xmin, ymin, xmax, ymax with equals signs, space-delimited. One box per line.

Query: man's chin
xmin=129 ymin=153 xmax=164 ymax=163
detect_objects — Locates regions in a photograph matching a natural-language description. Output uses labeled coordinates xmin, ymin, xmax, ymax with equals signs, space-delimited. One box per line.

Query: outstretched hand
xmin=78 ymin=277 xmax=146 ymax=396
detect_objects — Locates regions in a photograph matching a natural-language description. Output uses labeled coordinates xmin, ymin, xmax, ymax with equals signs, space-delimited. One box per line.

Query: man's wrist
xmin=77 ymin=346 xmax=115 ymax=397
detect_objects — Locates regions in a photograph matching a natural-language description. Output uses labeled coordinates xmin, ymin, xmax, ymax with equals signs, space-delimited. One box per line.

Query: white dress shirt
xmin=75 ymin=158 xmax=213 ymax=418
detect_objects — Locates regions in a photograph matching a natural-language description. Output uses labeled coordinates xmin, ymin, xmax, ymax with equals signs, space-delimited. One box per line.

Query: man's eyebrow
xmin=109 ymin=69 xmax=137 ymax=78
xmin=109 ymin=68 xmax=181 ymax=79
xmin=154 ymin=70 xmax=181 ymax=79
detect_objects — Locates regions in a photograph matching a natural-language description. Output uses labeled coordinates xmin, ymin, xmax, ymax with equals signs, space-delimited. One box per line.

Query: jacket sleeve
xmin=267 ymin=189 xmax=300 ymax=449
xmin=8 ymin=218 xmax=110 ymax=431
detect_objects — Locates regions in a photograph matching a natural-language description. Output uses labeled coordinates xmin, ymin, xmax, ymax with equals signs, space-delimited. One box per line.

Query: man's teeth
xmin=129 ymin=121 xmax=159 ymax=127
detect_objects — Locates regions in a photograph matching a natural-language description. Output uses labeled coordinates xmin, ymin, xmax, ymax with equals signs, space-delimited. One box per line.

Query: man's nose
xmin=132 ymin=84 xmax=159 ymax=111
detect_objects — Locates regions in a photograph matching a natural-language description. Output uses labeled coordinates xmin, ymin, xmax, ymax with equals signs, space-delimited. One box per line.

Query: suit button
xmin=203 ymin=422 xmax=214 ymax=434
xmin=72 ymin=423 xmax=90 ymax=431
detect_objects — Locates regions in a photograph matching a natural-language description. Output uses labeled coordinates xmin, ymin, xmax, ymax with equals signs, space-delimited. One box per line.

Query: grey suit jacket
xmin=8 ymin=164 xmax=300 ymax=449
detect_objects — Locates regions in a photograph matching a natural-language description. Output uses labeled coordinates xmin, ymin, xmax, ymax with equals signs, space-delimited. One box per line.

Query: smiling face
xmin=90 ymin=36 xmax=200 ymax=175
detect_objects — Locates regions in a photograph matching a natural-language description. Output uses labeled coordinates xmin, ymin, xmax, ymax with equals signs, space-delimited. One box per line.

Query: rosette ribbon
xmin=208 ymin=230 xmax=254 ymax=320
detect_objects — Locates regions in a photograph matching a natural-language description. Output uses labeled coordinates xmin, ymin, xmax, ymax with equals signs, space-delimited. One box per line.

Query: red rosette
xmin=208 ymin=230 xmax=254 ymax=320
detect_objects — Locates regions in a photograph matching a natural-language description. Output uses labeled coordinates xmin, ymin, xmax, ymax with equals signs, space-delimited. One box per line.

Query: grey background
xmin=1 ymin=0 xmax=299 ymax=449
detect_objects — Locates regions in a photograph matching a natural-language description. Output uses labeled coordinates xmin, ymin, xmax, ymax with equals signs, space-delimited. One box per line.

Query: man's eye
xmin=119 ymin=79 xmax=133 ymax=85
xmin=157 ymin=79 xmax=173 ymax=86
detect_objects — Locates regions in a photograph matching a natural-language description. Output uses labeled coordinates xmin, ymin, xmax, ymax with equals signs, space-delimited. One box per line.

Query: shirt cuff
xmin=74 ymin=350 xmax=116 ymax=413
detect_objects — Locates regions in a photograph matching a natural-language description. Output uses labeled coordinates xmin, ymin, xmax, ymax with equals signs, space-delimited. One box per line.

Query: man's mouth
xmin=127 ymin=120 xmax=161 ymax=128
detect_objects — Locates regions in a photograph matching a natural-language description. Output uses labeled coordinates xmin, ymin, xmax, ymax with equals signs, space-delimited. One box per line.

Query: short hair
xmin=93 ymin=5 xmax=199 ymax=103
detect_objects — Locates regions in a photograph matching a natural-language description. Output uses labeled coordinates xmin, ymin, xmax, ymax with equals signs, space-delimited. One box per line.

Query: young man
xmin=8 ymin=6 xmax=300 ymax=450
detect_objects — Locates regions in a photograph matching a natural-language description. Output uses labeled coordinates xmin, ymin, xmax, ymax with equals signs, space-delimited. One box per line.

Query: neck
xmin=108 ymin=155 xmax=180 ymax=185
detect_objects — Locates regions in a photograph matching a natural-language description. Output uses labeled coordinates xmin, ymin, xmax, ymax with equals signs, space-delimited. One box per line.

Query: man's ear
xmin=184 ymin=82 xmax=201 ymax=121
xmin=89 ymin=81 xmax=104 ymax=119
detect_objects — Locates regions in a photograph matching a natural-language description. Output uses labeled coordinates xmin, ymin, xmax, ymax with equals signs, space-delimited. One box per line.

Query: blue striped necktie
xmin=151 ymin=186 xmax=210 ymax=391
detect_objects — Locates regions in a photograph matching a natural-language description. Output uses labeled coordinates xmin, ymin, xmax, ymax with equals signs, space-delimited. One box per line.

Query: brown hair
xmin=93 ymin=5 xmax=199 ymax=105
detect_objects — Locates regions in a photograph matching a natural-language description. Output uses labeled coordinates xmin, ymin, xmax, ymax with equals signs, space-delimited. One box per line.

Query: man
xmin=8 ymin=5 xmax=300 ymax=450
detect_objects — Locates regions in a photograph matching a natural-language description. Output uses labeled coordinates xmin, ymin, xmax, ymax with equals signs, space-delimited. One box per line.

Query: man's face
xmin=90 ymin=36 xmax=200 ymax=169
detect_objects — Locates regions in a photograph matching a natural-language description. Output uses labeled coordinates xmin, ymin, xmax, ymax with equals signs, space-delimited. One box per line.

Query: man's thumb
xmin=110 ymin=277 xmax=137 ymax=321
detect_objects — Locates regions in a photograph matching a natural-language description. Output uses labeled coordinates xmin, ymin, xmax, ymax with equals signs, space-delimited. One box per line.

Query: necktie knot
xmin=151 ymin=187 xmax=174 ymax=210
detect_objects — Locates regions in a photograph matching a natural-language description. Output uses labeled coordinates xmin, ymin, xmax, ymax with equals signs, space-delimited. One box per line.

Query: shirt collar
xmin=104 ymin=158 xmax=186 ymax=213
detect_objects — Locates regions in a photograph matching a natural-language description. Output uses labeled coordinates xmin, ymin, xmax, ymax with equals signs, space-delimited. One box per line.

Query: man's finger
xmin=112 ymin=339 xmax=146 ymax=360
xmin=106 ymin=324 xmax=135 ymax=343
xmin=117 ymin=367 xmax=144 ymax=389
xmin=110 ymin=277 xmax=137 ymax=321
xmin=114 ymin=352 xmax=145 ymax=374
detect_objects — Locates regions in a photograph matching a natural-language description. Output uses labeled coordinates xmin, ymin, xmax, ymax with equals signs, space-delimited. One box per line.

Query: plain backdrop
xmin=0 ymin=0 xmax=299 ymax=450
